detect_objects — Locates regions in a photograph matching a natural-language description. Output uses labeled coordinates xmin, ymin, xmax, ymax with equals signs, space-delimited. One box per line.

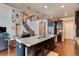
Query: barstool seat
xmin=47 ymin=51 xmax=59 ymax=56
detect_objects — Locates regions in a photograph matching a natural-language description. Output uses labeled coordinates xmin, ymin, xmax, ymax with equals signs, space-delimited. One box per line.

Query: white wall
xmin=0 ymin=4 xmax=16 ymax=38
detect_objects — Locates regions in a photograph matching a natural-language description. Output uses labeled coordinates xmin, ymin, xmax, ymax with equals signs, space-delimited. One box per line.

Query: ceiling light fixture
xmin=44 ymin=5 xmax=48 ymax=8
xmin=61 ymin=5 xmax=64 ymax=8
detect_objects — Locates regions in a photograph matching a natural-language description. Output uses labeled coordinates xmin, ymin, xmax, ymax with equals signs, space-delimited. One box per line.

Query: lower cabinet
xmin=44 ymin=41 xmax=50 ymax=56
xmin=44 ymin=38 xmax=54 ymax=56
xmin=0 ymin=35 xmax=8 ymax=51
xmin=25 ymin=43 xmax=44 ymax=56
xmin=33 ymin=46 xmax=44 ymax=56
xmin=57 ymin=32 xmax=62 ymax=42
xmin=31 ymin=38 xmax=54 ymax=56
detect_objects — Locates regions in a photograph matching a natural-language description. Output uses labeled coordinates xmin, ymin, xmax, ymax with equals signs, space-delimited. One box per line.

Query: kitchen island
xmin=16 ymin=34 xmax=56 ymax=56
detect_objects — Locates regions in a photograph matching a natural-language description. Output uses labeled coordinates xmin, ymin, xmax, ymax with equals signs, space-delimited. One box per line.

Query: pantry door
xmin=39 ymin=22 xmax=46 ymax=35
xmin=64 ymin=20 xmax=75 ymax=40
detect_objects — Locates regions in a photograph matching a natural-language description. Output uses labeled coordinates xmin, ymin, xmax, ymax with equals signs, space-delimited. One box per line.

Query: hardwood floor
xmin=0 ymin=48 xmax=16 ymax=56
xmin=0 ymin=39 xmax=77 ymax=56
xmin=53 ymin=39 xmax=77 ymax=56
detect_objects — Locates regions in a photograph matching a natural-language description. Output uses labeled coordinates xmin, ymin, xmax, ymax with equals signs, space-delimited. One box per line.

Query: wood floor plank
xmin=53 ymin=39 xmax=77 ymax=56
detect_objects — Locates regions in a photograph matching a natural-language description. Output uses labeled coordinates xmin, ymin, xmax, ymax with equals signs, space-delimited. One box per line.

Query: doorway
xmin=63 ymin=20 xmax=75 ymax=40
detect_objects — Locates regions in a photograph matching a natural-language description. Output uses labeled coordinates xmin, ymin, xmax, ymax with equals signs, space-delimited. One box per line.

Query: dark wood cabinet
xmin=33 ymin=46 xmax=44 ymax=56
xmin=57 ymin=32 xmax=62 ymax=42
xmin=54 ymin=21 xmax=57 ymax=34
xmin=75 ymin=11 xmax=79 ymax=37
xmin=26 ymin=38 xmax=55 ymax=56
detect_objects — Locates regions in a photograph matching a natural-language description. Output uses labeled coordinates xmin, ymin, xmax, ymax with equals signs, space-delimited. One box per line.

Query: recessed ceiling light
xmin=44 ymin=5 xmax=48 ymax=8
xmin=61 ymin=5 xmax=64 ymax=8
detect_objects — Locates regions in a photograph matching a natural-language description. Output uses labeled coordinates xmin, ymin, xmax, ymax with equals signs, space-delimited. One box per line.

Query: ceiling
xmin=5 ymin=3 xmax=79 ymax=19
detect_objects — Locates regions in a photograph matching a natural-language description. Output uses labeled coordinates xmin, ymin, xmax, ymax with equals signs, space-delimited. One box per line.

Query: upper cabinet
xmin=48 ymin=20 xmax=63 ymax=35
xmin=57 ymin=20 xmax=63 ymax=30
xmin=48 ymin=21 xmax=55 ymax=34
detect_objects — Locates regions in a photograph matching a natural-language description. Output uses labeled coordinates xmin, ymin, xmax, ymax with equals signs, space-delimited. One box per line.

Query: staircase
xmin=22 ymin=21 xmax=34 ymax=36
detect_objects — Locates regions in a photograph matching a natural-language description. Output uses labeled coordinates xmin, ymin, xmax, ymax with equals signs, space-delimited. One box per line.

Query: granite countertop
xmin=16 ymin=34 xmax=55 ymax=47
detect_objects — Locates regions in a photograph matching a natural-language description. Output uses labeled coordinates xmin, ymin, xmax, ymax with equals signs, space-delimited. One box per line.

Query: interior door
xmin=39 ymin=22 xmax=46 ymax=36
xmin=64 ymin=20 xmax=75 ymax=40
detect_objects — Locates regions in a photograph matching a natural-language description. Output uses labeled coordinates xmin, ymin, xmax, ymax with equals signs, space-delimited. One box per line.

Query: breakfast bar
xmin=16 ymin=34 xmax=56 ymax=56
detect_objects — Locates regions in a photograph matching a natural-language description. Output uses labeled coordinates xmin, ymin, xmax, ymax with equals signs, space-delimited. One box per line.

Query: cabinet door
xmin=44 ymin=42 xmax=50 ymax=56
xmin=32 ymin=43 xmax=44 ymax=56
xmin=3 ymin=33 xmax=8 ymax=50
xmin=33 ymin=47 xmax=44 ymax=56
xmin=44 ymin=39 xmax=54 ymax=55
xmin=51 ymin=39 xmax=54 ymax=49
xmin=0 ymin=37 xmax=5 ymax=50
xmin=4 ymin=39 xmax=8 ymax=49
